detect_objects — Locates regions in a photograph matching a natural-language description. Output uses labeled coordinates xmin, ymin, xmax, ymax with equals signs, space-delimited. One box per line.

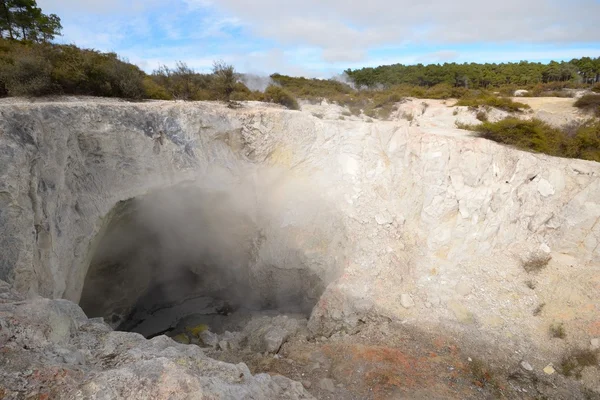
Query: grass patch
xmin=456 ymin=95 xmax=530 ymax=112
xmin=560 ymin=349 xmax=599 ymax=379
xmin=522 ymin=254 xmax=552 ymax=273
xmin=549 ymin=323 xmax=566 ymax=339
xmin=574 ymin=94 xmax=600 ymax=117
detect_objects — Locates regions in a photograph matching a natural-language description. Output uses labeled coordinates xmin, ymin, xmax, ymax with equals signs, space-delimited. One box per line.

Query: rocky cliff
xmin=0 ymin=98 xmax=599 ymax=397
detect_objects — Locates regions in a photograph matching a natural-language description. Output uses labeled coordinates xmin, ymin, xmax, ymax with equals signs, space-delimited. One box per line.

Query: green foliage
xmin=264 ymin=85 xmax=299 ymax=110
xmin=563 ymin=120 xmax=600 ymax=162
xmin=142 ymin=76 xmax=172 ymax=100
xmin=472 ymin=118 xmax=563 ymax=155
xmin=211 ymin=60 xmax=236 ymax=101
xmin=574 ymin=94 xmax=600 ymax=116
xmin=151 ymin=62 xmax=214 ymax=100
xmin=0 ymin=39 xmax=146 ymax=98
xmin=467 ymin=117 xmax=600 ymax=162
xmin=456 ymin=95 xmax=530 ymax=112
xmin=0 ymin=0 xmax=61 ymax=42
xmin=345 ymin=58 xmax=600 ymax=89
xmin=0 ymin=44 xmax=53 ymax=95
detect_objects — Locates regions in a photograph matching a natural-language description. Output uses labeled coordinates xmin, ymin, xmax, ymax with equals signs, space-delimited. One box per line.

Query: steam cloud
xmin=80 ymin=166 xmax=347 ymax=329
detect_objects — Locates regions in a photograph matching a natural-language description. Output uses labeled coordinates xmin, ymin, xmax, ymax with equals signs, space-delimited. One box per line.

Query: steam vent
xmin=1 ymin=99 xmax=599 ymax=399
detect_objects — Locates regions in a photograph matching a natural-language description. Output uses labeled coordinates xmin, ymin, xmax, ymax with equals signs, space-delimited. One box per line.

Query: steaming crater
xmin=79 ymin=176 xmax=347 ymax=337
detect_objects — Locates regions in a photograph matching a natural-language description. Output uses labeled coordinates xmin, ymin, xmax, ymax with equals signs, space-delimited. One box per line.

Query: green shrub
xmin=564 ymin=120 xmax=600 ymax=162
xmin=0 ymin=49 xmax=55 ymax=96
xmin=456 ymin=95 xmax=530 ymax=112
xmin=264 ymin=85 xmax=300 ymax=110
xmin=467 ymin=117 xmax=600 ymax=162
xmin=212 ymin=60 xmax=236 ymax=101
xmin=574 ymin=94 xmax=600 ymax=116
xmin=471 ymin=118 xmax=563 ymax=155
xmin=143 ymin=77 xmax=172 ymax=100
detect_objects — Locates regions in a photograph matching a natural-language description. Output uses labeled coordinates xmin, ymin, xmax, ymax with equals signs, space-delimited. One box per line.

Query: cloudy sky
xmin=38 ymin=0 xmax=600 ymax=77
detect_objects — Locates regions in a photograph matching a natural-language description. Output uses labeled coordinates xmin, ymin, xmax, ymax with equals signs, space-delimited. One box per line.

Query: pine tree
xmin=0 ymin=0 xmax=61 ymax=42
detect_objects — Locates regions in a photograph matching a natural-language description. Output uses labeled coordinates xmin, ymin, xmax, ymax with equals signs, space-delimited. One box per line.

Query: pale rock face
xmin=0 ymin=99 xmax=599 ymax=374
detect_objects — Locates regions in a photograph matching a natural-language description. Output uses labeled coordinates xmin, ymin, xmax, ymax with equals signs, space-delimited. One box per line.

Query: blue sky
xmin=38 ymin=0 xmax=600 ymax=77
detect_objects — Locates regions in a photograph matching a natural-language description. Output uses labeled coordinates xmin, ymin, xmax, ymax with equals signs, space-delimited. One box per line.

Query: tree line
xmin=345 ymin=58 xmax=600 ymax=89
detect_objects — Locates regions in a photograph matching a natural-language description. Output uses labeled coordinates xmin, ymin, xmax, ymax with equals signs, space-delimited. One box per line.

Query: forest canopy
xmin=344 ymin=58 xmax=600 ymax=89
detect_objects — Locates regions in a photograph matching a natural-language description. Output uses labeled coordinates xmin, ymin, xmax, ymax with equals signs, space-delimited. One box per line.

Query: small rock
xmin=468 ymin=357 xmax=472 ymax=362
xmin=218 ymin=340 xmax=229 ymax=351
xmin=543 ymin=364 xmax=555 ymax=375
xmin=591 ymin=338 xmax=599 ymax=349
xmin=319 ymin=378 xmax=335 ymax=393
xmin=302 ymin=380 xmax=312 ymax=389
xmin=199 ymin=330 xmax=219 ymax=348
xmin=455 ymin=281 xmax=472 ymax=296
xmin=520 ymin=361 xmax=533 ymax=371
xmin=400 ymin=294 xmax=414 ymax=309
xmin=264 ymin=327 xmax=288 ymax=353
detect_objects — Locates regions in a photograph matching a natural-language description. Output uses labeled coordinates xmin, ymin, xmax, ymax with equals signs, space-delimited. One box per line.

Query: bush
xmin=564 ymin=120 xmax=600 ymax=162
xmin=264 ymin=85 xmax=299 ymax=110
xmin=560 ymin=349 xmax=599 ymax=379
xmin=549 ymin=323 xmax=566 ymax=339
xmin=456 ymin=95 xmax=530 ymax=112
xmin=466 ymin=117 xmax=600 ymax=162
xmin=574 ymin=94 xmax=600 ymax=116
xmin=473 ymin=118 xmax=563 ymax=155
xmin=476 ymin=110 xmax=488 ymax=122
xmin=0 ymin=48 xmax=55 ymax=96
xmin=212 ymin=60 xmax=236 ymax=101
xmin=592 ymin=83 xmax=600 ymax=93
xmin=522 ymin=254 xmax=552 ymax=273
xmin=143 ymin=77 xmax=172 ymax=100
xmin=151 ymin=62 xmax=213 ymax=100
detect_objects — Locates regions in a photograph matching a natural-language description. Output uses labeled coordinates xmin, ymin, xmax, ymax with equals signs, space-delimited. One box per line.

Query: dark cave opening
xmin=78 ymin=184 xmax=343 ymax=338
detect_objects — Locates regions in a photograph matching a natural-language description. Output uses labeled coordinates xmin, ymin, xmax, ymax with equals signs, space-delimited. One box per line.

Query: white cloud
xmin=190 ymin=0 xmax=600 ymax=62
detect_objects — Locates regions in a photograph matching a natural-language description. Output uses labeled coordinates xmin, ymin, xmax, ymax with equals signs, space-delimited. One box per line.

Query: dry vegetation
xmin=549 ymin=323 xmax=566 ymax=339
xmin=560 ymin=349 xmax=599 ymax=379
xmin=522 ymin=254 xmax=552 ymax=273
xmin=574 ymin=94 xmax=600 ymax=117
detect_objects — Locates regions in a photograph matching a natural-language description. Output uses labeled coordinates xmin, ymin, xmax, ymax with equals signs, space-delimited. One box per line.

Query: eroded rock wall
xmin=0 ymin=99 xmax=599 ymax=359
